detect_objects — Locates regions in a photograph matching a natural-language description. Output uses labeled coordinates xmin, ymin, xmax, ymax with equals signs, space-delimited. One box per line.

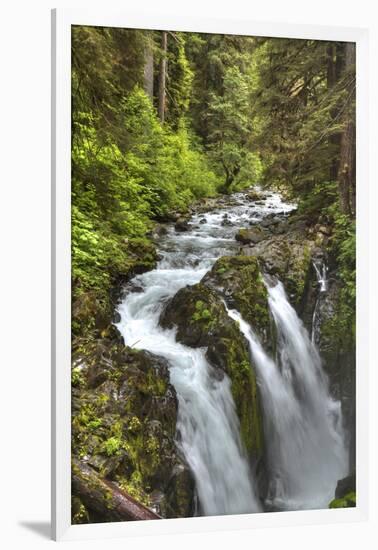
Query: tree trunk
xmin=72 ymin=459 xmax=161 ymax=522
xmin=337 ymin=42 xmax=356 ymax=217
xmin=337 ymin=121 xmax=354 ymax=216
xmin=143 ymin=40 xmax=154 ymax=101
xmin=327 ymin=43 xmax=344 ymax=181
xmin=158 ymin=31 xmax=167 ymax=123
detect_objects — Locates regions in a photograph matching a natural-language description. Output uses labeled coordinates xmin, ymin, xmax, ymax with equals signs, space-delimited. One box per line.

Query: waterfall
xmin=313 ymin=259 xmax=328 ymax=292
xmin=116 ymin=190 xmax=285 ymax=516
xmin=227 ymin=280 xmax=348 ymax=511
xmin=117 ymin=269 xmax=260 ymax=516
xmin=116 ymin=189 xmax=324 ymax=516
xmin=312 ymin=259 xmax=328 ymax=344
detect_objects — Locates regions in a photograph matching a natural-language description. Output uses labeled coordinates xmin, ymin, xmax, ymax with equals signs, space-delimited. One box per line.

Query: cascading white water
xmin=115 ymin=188 xmax=351 ymax=515
xmin=116 ymin=191 xmax=291 ymax=516
xmin=313 ymin=259 xmax=328 ymax=292
xmin=312 ymin=259 xmax=328 ymax=343
xmin=117 ymin=271 xmax=259 ymax=515
xmin=117 ymin=268 xmax=260 ymax=517
xmin=228 ymin=281 xmax=348 ymax=511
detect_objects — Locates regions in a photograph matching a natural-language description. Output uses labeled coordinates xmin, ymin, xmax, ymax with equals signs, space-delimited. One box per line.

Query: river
xmin=116 ymin=189 xmax=347 ymax=516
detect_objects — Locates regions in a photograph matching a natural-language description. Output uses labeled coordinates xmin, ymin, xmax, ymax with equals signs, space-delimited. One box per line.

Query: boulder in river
xmin=260 ymin=216 xmax=281 ymax=228
xmin=160 ymin=278 xmax=265 ymax=467
xmin=246 ymin=189 xmax=263 ymax=201
xmin=235 ymin=227 xmax=267 ymax=245
xmin=175 ymin=218 xmax=190 ymax=232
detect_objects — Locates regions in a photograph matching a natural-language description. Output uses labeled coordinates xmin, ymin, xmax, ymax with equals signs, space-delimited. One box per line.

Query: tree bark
xmin=158 ymin=31 xmax=168 ymax=123
xmin=337 ymin=42 xmax=356 ymax=217
xmin=327 ymin=43 xmax=344 ymax=181
xmin=143 ymin=41 xmax=154 ymax=101
xmin=337 ymin=121 xmax=354 ymax=216
xmin=72 ymin=459 xmax=161 ymax=522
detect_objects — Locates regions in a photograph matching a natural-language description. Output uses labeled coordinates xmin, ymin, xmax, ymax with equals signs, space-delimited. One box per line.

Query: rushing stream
xmin=116 ymin=190 xmax=347 ymax=515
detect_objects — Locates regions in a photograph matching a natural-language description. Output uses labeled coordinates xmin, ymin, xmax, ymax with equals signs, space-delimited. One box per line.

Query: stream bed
xmin=116 ymin=189 xmax=348 ymax=516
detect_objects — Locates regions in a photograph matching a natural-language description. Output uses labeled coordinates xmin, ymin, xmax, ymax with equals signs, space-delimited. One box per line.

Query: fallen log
xmin=72 ymin=458 xmax=161 ymax=522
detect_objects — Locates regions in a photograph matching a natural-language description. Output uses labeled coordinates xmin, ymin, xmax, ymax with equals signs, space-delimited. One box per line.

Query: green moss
xmin=192 ymin=300 xmax=213 ymax=323
xmin=72 ymin=367 xmax=84 ymax=388
xmin=206 ymin=255 xmax=270 ymax=338
xmin=71 ymin=321 xmax=195 ymax=519
xmin=286 ymin=244 xmax=312 ymax=306
xmin=72 ymin=496 xmax=89 ymax=524
xmin=96 ymin=393 xmax=110 ymax=406
xmin=146 ymin=435 xmax=160 ymax=457
xmin=321 ymin=288 xmax=355 ymax=357
xmin=102 ymin=436 xmax=122 ymax=457
xmin=128 ymin=416 xmax=142 ymax=432
xmin=224 ymin=337 xmax=263 ymax=457
xmin=164 ymin=260 xmax=266 ymax=460
xmin=344 ymin=491 xmax=357 ymax=505
xmin=118 ymin=470 xmax=150 ymax=506
xmin=87 ymin=418 xmax=102 ymax=430
xmin=329 ymin=491 xmax=356 ymax=509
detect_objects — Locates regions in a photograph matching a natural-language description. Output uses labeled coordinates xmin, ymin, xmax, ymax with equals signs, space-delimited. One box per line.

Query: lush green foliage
xmin=207 ymin=66 xmax=255 ymax=189
xmin=327 ymin=204 xmax=356 ymax=341
xmin=71 ymin=28 xmax=357 ymax=521
xmin=250 ymin=39 xmax=355 ymax=200
xmin=72 ymin=27 xmax=220 ymax=309
xmin=72 ymin=26 xmax=355 ymax=346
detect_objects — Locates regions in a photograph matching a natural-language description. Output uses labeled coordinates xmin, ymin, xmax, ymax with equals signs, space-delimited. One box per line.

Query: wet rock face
xmin=241 ymin=225 xmax=316 ymax=312
xmin=160 ymin=283 xmax=238 ymax=348
xmin=316 ymin=278 xmax=356 ymax=471
xmin=72 ymin=338 xmax=194 ymax=521
xmin=203 ymin=255 xmax=271 ymax=345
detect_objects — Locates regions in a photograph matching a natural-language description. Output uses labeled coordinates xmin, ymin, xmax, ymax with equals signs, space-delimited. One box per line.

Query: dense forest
xmin=71 ymin=26 xmax=356 ymax=523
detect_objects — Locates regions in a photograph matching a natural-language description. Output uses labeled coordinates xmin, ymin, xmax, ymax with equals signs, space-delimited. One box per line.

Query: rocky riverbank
xmin=71 ymin=187 xmax=355 ymax=522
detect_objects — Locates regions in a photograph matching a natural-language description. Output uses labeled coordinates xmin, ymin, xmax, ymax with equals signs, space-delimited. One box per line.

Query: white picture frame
xmin=51 ymin=7 xmax=369 ymax=541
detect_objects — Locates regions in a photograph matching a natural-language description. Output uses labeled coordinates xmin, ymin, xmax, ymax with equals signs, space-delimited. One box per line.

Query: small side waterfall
xmin=227 ymin=280 xmax=348 ymax=511
xmin=312 ymin=259 xmax=328 ymax=344
xmin=313 ymin=259 xmax=328 ymax=293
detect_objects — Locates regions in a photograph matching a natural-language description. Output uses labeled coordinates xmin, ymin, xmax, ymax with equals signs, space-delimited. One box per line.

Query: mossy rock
xmin=72 ymin=339 xmax=194 ymax=522
xmin=72 ymin=237 xmax=157 ymax=340
xmin=329 ymin=491 xmax=356 ymax=509
xmin=235 ymin=227 xmax=266 ymax=245
xmin=202 ymin=255 xmax=271 ymax=344
xmin=72 ymin=496 xmax=90 ymax=524
xmin=160 ymin=283 xmax=234 ymax=347
xmin=160 ymin=280 xmax=264 ymax=464
xmin=243 ymin=233 xmax=315 ymax=309
xmin=72 ymin=290 xmax=115 ymax=339
xmin=128 ymin=238 xmax=158 ymax=274
xmin=329 ymin=472 xmax=356 ymax=509
xmin=246 ymin=189 xmax=264 ymax=201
